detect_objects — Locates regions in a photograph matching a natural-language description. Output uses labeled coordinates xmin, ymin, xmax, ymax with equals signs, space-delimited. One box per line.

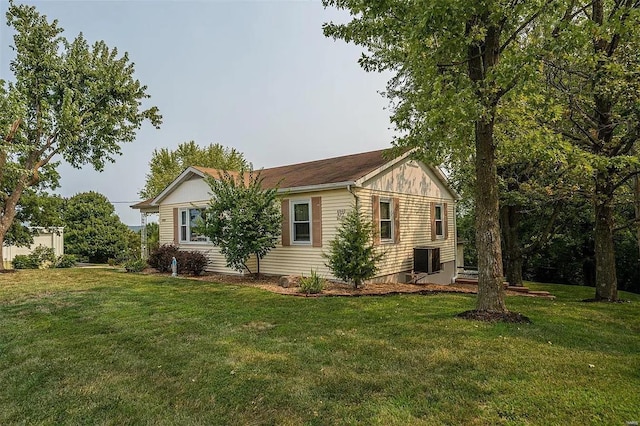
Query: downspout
xmin=347 ymin=184 xmax=359 ymax=209
xmin=452 ymin=199 xmax=458 ymax=284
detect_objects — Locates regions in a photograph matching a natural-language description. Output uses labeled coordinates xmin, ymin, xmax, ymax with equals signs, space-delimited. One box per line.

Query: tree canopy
xmin=0 ymin=1 xmax=161 ymax=269
xmin=62 ymin=191 xmax=135 ymax=263
xmin=323 ymin=0 xmax=559 ymax=315
xmin=139 ymin=141 xmax=249 ymax=199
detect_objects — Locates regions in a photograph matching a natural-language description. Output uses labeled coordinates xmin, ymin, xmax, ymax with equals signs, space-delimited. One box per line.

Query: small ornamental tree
xmin=198 ymin=170 xmax=281 ymax=276
xmin=324 ymin=207 xmax=384 ymax=288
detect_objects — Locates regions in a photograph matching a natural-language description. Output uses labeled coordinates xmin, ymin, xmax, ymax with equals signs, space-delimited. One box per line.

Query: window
xmin=179 ymin=208 xmax=209 ymax=243
xmin=434 ymin=204 xmax=444 ymax=238
xmin=292 ymin=201 xmax=310 ymax=243
xmin=380 ymin=199 xmax=392 ymax=241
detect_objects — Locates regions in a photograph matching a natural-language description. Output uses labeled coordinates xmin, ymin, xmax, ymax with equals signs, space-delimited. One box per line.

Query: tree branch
xmin=500 ymin=0 xmax=556 ymax=53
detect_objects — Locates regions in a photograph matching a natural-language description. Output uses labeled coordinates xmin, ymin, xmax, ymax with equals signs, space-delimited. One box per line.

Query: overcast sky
xmin=0 ymin=0 xmax=396 ymax=225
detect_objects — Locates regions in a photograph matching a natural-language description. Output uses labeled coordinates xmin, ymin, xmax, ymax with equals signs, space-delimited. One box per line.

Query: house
xmin=132 ymin=148 xmax=461 ymax=284
xmin=2 ymin=227 xmax=64 ymax=269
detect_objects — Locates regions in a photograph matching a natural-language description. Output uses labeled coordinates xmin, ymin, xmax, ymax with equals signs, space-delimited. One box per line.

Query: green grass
xmin=1 ymin=269 xmax=638 ymax=425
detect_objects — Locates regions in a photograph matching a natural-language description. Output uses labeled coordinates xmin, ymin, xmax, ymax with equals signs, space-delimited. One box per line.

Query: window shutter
xmin=430 ymin=202 xmax=436 ymax=241
xmin=312 ymin=197 xmax=322 ymax=247
xmin=173 ymin=208 xmax=179 ymax=245
xmin=372 ymin=195 xmax=380 ymax=245
xmin=443 ymin=202 xmax=449 ymax=240
xmin=281 ymin=199 xmax=290 ymax=247
xmin=393 ymin=197 xmax=400 ymax=244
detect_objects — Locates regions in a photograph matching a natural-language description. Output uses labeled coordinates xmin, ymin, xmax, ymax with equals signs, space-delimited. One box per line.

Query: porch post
xmin=141 ymin=212 xmax=148 ymax=259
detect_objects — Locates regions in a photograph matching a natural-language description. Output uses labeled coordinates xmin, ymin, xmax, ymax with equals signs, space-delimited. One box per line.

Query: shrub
xmin=107 ymin=258 xmax=118 ymax=267
xmin=177 ymin=251 xmax=208 ymax=276
xmin=148 ymin=244 xmax=179 ymax=272
xmin=324 ymin=208 xmax=384 ymax=288
xmin=30 ymin=245 xmax=57 ymax=268
xmin=124 ymin=258 xmax=147 ymax=273
xmin=299 ymin=269 xmax=325 ymax=294
xmin=11 ymin=246 xmax=57 ymax=269
xmin=55 ymin=254 xmax=77 ymax=268
xmin=12 ymin=255 xmax=39 ymax=269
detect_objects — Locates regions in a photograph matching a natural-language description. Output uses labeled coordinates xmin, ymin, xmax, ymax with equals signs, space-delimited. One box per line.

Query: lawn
xmin=1 ymin=269 xmax=638 ymax=425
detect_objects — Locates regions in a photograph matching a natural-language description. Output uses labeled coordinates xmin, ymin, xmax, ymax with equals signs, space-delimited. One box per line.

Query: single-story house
xmin=2 ymin=227 xmax=64 ymax=269
xmin=132 ymin=148 xmax=461 ymax=284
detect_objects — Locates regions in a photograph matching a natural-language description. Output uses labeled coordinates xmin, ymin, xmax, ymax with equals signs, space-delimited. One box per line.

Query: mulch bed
xmin=152 ymin=270 xmax=550 ymax=299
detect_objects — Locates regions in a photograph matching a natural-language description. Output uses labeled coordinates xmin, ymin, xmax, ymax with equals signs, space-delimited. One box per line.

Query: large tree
xmin=62 ymin=191 xmax=135 ymax=263
xmin=540 ymin=0 xmax=640 ymax=301
xmin=323 ymin=0 xmax=557 ymax=315
xmin=0 ymin=1 xmax=161 ymax=270
xmin=139 ymin=141 xmax=248 ymax=199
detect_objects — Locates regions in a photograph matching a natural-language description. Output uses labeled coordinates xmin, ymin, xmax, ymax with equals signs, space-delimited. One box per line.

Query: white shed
xmin=2 ymin=227 xmax=64 ymax=268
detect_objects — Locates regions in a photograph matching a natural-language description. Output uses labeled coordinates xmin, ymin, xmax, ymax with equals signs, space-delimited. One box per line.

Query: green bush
xmin=324 ymin=208 xmax=384 ymax=288
xmin=107 ymin=258 xmax=118 ymax=267
xmin=12 ymin=255 xmax=39 ymax=269
xmin=299 ymin=269 xmax=325 ymax=294
xmin=11 ymin=246 xmax=57 ymax=269
xmin=30 ymin=245 xmax=56 ymax=267
xmin=55 ymin=254 xmax=77 ymax=268
xmin=124 ymin=258 xmax=147 ymax=273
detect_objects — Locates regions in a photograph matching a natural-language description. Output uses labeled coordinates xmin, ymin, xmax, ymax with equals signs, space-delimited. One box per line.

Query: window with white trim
xmin=179 ymin=208 xmax=209 ymax=243
xmin=380 ymin=199 xmax=392 ymax=241
xmin=292 ymin=201 xmax=311 ymax=243
xmin=434 ymin=204 xmax=444 ymax=238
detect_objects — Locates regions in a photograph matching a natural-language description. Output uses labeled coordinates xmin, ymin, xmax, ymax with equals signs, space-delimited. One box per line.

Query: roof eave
xmin=354 ymin=148 xmax=417 ymax=186
xmin=276 ymin=181 xmax=356 ymax=195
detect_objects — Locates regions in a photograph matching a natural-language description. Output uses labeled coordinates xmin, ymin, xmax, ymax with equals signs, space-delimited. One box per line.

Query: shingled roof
xmin=194 ymin=148 xmax=396 ymax=190
xmin=132 ymin=148 xmax=416 ymax=210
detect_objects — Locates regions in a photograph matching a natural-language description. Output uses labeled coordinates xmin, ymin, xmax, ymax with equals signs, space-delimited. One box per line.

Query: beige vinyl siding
xmin=158 ymin=202 xmax=255 ymax=274
xmin=259 ymin=189 xmax=355 ymax=277
xmin=355 ymin=187 xmax=456 ymax=277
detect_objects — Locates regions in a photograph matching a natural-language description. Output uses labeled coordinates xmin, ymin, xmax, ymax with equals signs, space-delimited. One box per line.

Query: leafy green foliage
xmin=325 ymin=207 xmax=384 ymax=288
xmin=124 ymin=258 xmax=146 ymax=273
xmin=62 ymin=192 xmax=134 ymax=263
xmin=54 ymin=254 xmax=77 ymax=269
xmin=0 ymin=1 xmax=160 ymax=269
xmin=322 ymin=0 xmax=562 ymax=311
xmin=535 ymin=1 xmax=640 ymax=300
xmin=11 ymin=255 xmax=38 ymax=269
xmin=198 ymin=170 xmax=281 ymax=275
xmin=299 ymin=269 xmax=325 ymax=295
xmin=139 ymin=141 xmax=248 ymax=199
xmin=11 ymin=245 xmax=55 ymax=269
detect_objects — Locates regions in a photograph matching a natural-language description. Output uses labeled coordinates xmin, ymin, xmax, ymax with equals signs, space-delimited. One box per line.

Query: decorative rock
xmin=279 ymin=275 xmax=300 ymax=288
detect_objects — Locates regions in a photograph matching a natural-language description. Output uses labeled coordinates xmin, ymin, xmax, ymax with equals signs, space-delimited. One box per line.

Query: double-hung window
xmin=380 ymin=199 xmax=393 ymax=241
xmin=434 ymin=204 xmax=444 ymax=238
xmin=179 ymin=207 xmax=209 ymax=243
xmin=292 ymin=201 xmax=311 ymax=243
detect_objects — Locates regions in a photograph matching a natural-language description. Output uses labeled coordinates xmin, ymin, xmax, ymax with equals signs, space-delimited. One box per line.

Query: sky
xmin=0 ymin=0 xmax=397 ymax=225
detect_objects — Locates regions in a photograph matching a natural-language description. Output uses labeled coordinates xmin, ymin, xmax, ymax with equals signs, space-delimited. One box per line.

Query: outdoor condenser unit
xmin=413 ymin=247 xmax=441 ymax=274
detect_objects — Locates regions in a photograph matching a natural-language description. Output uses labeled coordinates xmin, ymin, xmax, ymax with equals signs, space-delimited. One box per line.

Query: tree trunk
xmin=475 ymin=118 xmax=507 ymax=312
xmin=634 ymin=175 xmax=640 ymax=261
xmin=0 ymin=232 xmax=5 ymax=271
xmin=467 ymin=18 xmax=507 ymax=313
xmin=500 ymin=205 xmax=523 ymax=287
xmin=593 ymin=176 xmax=618 ymax=301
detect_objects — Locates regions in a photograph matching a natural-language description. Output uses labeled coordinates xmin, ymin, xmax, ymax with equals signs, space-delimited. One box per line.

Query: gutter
xmin=276 ymin=181 xmax=356 ymax=195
